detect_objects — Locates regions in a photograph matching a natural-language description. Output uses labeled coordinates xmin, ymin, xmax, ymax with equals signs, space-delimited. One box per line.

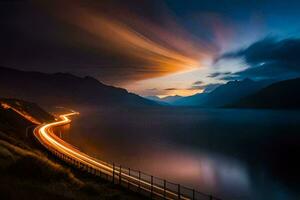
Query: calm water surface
xmin=62 ymin=107 xmax=300 ymax=200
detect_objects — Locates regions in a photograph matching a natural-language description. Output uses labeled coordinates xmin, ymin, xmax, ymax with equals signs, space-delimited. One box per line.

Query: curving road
xmin=33 ymin=112 xmax=191 ymax=200
xmin=34 ymin=112 xmax=115 ymax=175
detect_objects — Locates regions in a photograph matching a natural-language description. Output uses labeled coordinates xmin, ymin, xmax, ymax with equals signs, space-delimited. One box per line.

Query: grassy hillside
xmin=0 ymin=98 xmax=145 ymax=200
xmin=0 ymin=98 xmax=54 ymax=123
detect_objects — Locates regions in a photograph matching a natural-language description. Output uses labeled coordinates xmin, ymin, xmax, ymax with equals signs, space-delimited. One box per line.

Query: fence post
xmin=119 ymin=165 xmax=122 ymax=185
xmin=192 ymin=189 xmax=195 ymax=200
xmin=138 ymin=171 xmax=141 ymax=191
xmin=151 ymin=175 xmax=153 ymax=198
xmin=128 ymin=168 xmax=130 ymax=188
xmin=178 ymin=184 xmax=180 ymax=199
xmin=113 ymin=163 xmax=115 ymax=184
xmin=163 ymin=179 xmax=166 ymax=199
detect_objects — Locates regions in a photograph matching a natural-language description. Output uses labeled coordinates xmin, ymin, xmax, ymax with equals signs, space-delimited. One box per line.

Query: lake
xmin=61 ymin=107 xmax=300 ymax=200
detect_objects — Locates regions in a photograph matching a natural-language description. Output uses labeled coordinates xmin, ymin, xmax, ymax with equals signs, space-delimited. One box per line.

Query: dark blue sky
xmin=1 ymin=0 xmax=300 ymax=96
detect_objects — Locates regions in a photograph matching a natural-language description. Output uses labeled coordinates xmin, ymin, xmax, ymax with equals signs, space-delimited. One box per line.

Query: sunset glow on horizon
xmin=2 ymin=0 xmax=300 ymax=97
xmin=51 ymin=0 xmax=217 ymax=97
xmin=1 ymin=1 xmax=300 ymax=200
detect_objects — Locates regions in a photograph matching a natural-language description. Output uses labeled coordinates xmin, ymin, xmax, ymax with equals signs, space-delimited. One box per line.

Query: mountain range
xmin=228 ymin=77 xmax=300 ymax=109
xmin=0 ymin=66 xmax=157 ymax=107
xmin=168 ymin=78 xmax=274 ymax=107
xmin=145 ymin=95 xmax=182 ymax=105
xmin=1 ymin=66 xmax=299 ymax=109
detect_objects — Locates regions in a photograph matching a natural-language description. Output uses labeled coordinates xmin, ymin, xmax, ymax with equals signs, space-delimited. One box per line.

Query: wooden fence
xmin=34 ymin=126 xmax=222 ymax=200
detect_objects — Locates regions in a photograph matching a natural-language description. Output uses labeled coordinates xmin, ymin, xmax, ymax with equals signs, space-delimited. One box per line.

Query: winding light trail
xmin=34 ymin=112 xmax=190 ymax=200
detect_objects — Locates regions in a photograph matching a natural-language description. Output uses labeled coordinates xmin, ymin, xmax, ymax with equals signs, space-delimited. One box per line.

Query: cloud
xmin=217 ymin=37 xmax=300 ymax=80
xmin=0 ymin=0 xmax=220 ymax=86
xmin=189 ymin=85 xmax=205 ymax=90
xmin=192 ymin=80 xmax=203 ymax=85
xmin=207 ymin=71 xmax=231 ymax=78
xmin=188 ymin=80 xmax=205 ymax=90
xmin=147 ymin=88 xmax=158 ymax=91
xmin=188 ymin=81 xmax=221 ymax=93
xmin=165 ymin=88 xmax=178 ymax=91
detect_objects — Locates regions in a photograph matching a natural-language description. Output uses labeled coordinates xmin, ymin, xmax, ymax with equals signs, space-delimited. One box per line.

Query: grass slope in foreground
xmin=0 ymin=98 xmax=145 ymax=200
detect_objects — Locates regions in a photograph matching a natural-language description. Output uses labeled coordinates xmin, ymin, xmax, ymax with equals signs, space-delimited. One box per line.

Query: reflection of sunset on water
xmin=125 ymin=146 xmax=250 ymax=196
xmin=60 ymin=107 xmax=300 ymax=199
xmin=1 ymin=0 xmax=300 ymax=200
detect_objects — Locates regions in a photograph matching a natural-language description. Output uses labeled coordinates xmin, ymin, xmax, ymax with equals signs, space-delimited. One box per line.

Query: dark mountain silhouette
xmin=172 ymin=93 xmax=208 ymax=106
xmin=145 ymin=95 xmax=182 ymax=104
xmin=0 ymin=67 xmax=157 ymax=107
xmin=145 ymin=96 xmax=162 ymax=102
xmin=159 ymin=95 xmax=183 ymax=103
xmin=228 ymin=77 xmax=300 ymax=109
xmin=172 ymin=78 xmax=273 ymax=107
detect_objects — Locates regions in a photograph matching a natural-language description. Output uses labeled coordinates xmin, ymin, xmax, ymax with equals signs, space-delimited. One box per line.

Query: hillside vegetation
xmin=0 ymin=98 xmax=145 ymax=200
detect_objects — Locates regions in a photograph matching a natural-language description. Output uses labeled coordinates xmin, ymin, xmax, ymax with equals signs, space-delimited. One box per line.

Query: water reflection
xmin=59 ymin=107 xmax=300 ymax=200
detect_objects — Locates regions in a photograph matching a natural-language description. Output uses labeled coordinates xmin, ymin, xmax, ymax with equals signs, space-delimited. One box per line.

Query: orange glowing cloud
xmin=45 ymin=0 xmax=217 ymax=84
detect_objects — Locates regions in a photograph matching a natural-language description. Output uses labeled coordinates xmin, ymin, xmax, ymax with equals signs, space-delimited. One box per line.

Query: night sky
xmin=1 ymin=0 xmax=300 ymax=96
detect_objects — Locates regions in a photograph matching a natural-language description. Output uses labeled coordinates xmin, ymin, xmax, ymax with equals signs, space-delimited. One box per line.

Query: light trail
xmin=33 ymin=112 xmax=190 ymax=200
xmin=1 ymin=102 xmax=40 ymax=124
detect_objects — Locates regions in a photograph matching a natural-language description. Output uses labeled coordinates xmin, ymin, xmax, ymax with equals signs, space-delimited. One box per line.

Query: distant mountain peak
xmin=242 ymin=78 xmax=254 ymax=82
xmin=170 ymin=95 xmax=182 ymax=98
xmin=83 ymin=76 xmax=103 ymax=84
xmin=145 ymin=95 xmax=183 ymax=104
xmin=227 ymin=78 xmax=254 ymax=85
xmin=171 ymin=78 xmax=273 ymax=107
xmin=228 ymin=77 xmax=300 ymax=109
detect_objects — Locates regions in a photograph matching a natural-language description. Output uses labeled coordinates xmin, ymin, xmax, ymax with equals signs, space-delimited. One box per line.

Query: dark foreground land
xmin=0 ymin=98 xmax=146 ymax=200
